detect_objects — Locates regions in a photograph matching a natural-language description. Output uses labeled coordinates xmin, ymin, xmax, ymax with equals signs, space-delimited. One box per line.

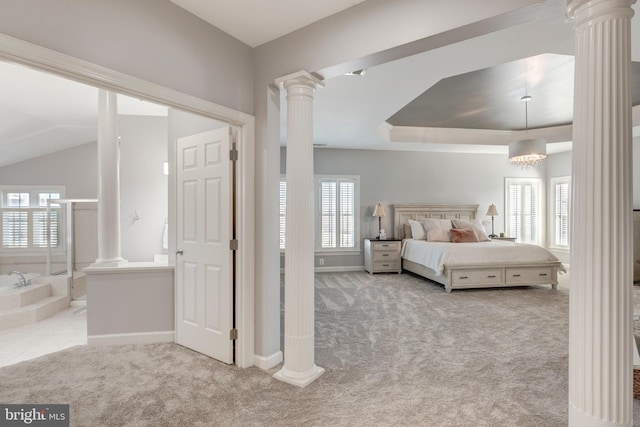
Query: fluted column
xmin=273 ymin=71 xmax=324 ymax=387
xmin=92 ymin=89 xmax=126 ymax=266
xmin=566 ymin=1 xmax=636 ymax=425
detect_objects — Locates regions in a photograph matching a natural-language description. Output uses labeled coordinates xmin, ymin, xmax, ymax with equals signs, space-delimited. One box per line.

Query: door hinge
xmin=230 ymin=328 xmax=238 ymax=340
xmin=230 ymin=239 xmax=239 ymax=251
xmin=230 ymin=149 xmax=238 ymax=161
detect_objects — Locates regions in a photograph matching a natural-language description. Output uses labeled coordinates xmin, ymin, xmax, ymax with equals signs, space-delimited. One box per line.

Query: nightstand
xmin=492 ymin=236 xmax=516 ymax=242
xmin=364 ymin=239 xmax=402 ymax=274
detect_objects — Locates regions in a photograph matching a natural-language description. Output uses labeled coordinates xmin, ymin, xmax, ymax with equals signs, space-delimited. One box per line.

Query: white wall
xmin=119 ymin=115 xmax=169 ymax=262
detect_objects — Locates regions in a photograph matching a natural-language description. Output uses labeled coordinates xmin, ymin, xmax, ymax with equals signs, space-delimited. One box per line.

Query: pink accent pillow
xmin=450 ymin=227 xmax=480 ymax=243
xmin=451 ymin=218 xmax=491 ymax=241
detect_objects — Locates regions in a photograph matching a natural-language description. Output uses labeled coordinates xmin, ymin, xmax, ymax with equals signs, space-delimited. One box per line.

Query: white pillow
xmin=407 ymin=219 xmax=427 ymax=240
xmin=451 ymin=218 xmax=491 ymax=241
xmin=427 ymin=227 xmax=451 ymax=242
xmin=422 ymin=218 xmax=452 ymax=231
xmin=422 ymin=218 xmax=452 ymax=242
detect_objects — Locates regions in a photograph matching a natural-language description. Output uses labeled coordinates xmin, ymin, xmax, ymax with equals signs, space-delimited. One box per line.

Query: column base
xmin=569 ymin=402 xmax=631 ymax=427
xmin=273 ymin=364 xmax=324 ymax=388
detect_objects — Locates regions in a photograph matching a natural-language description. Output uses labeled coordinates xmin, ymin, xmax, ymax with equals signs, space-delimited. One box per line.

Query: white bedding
xmin=401 ymin=239 xmax=567 ymax=276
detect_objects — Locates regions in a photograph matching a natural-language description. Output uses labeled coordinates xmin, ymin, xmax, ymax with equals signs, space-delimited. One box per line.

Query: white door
xmin=175 ymin=127 xmax=234 ymax=364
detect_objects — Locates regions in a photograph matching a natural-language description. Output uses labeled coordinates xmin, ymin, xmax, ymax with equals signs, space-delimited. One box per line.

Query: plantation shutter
xmin=508 ymin=184 xmax=522 ymax=241
xmin=2 ymin=211 xmax=28 ymax=248
xmin=279 ymin=181 xmax=286 ymax=250
xmin=339 ymin=181 xmax=355 ymax=248
xmin=554 ymin=182 xmax=569 ymax=246
xmin=320 ymin=180 xmax=337 ymax=248
xmin=506 ymin=179 xmax=540 ymax=244
xmin=33 ymin=210 xmax=59 ymax=248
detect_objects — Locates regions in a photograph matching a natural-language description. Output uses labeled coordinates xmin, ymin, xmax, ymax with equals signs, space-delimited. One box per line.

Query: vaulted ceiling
xmin=0 ymin=0 xmax=639 ymax=168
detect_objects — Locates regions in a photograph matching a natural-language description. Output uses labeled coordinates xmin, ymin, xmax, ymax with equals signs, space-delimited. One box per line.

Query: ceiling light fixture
xmin=509 ymin=95 xmax=547 ymax=169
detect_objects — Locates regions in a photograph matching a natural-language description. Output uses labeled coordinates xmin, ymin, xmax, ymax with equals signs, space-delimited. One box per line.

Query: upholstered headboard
xmin=393 ymin=204 xmax=479 ymax=240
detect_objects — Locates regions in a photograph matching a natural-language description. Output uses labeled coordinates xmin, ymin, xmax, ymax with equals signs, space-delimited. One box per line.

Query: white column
xmin=92 ymin=90 xmax=126 ymax=266
xmin=566 ymin=1 xmax=636 ymax=426
xmin=273 ymin=71 xmax=324 ymax=387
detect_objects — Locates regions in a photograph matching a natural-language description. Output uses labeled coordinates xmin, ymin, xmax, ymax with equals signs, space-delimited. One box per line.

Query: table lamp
xmin=486 ymin=204 xmax=499 ymax=238
xmin=372 ymin=202 xmax=386 ymax=239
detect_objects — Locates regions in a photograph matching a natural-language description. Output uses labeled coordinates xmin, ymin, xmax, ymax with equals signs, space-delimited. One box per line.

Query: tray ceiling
xmin=386 ymin=53 xmax=640 ymax=131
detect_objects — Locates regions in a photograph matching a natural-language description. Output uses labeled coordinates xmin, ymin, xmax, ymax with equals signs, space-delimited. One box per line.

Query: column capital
xmin=566 ymin=0 xmax=635 ymax=22
xmin=275 ymin=71 xmax=324 ymax=91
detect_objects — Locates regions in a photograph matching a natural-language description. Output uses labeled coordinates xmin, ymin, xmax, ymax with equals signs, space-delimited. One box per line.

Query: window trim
xmin=504 ymin=177 xmax=544 ymax=246
xmin=549 ymin=176 xmax=571 ymax=251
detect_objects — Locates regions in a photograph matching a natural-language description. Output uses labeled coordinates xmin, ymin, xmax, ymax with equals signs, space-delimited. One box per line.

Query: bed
xmin=394 ymin=204 xmax=566 ymax=292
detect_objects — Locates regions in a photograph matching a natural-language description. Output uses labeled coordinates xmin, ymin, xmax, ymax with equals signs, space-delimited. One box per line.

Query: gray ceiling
xmin=387 ymin=53 xmax=640 ymax=131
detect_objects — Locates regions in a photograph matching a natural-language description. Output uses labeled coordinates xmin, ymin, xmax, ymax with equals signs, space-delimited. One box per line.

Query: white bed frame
xmin=393 ymin=204 xmax=561 ymax=293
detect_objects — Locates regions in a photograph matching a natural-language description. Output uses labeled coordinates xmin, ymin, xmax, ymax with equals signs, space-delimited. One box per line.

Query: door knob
xmin=176 ymin=249 xmax=184 ymax=255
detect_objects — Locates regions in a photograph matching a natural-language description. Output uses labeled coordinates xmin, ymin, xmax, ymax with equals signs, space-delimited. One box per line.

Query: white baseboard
xmin=315 ymin=266 xmax=365 ymax=273
xmin=254 ymin=350 xmax=283 ymax=370
xmin=88 ymin=330 xmax=175 ymax=346
xmin=281 ymin=266 xmax=365 ymax=274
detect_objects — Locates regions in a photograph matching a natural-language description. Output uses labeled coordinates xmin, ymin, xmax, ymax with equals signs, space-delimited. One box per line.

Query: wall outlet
xmin=319 ymin=258 xmax=324 ymax=265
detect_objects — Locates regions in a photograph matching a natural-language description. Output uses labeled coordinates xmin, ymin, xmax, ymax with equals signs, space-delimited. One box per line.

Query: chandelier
xmin=509 ymin=95 xmax=547 ymax=169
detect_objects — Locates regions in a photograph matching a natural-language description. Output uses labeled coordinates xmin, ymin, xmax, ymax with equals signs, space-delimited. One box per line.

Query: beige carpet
xmin=1 ymin=271 xmax=639 ymax=426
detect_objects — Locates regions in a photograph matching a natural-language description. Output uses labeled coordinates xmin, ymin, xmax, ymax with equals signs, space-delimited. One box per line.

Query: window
xmin=551 ymin=177 xmax=570 ymax=248
xmin=279 ymin=180 xmax=286 ymax=250
xmin=7 ymin=192 xmax=29 ymax=208
xmin=0 ymin=186 xmax=64 ymax=252
xmin=279 ymin=175 xmax=360 ymax=252
xmin=505 ymin=178 xmax=542 ymax=244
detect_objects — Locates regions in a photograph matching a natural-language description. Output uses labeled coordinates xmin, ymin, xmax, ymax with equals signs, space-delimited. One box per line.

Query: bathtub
xmin=0 ymin=273 xmax=41 ymax=293
xmin=0 ymin=273 xmax=70 ymax=330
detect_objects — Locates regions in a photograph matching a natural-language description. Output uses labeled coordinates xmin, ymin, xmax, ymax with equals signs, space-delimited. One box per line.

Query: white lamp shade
xmin=486 ymin=204 xmax=499 ymax=216
xmin=373 ymin=203 xmax=386 ymax=217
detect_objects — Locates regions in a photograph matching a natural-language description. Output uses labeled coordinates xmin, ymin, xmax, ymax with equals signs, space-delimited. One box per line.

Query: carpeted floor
xmin=1 ymin=271 xmax=639 ymax=426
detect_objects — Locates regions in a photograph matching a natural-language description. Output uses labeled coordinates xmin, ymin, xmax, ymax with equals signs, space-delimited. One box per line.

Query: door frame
xmin=0 ymin=33 xmax=255 ymax=368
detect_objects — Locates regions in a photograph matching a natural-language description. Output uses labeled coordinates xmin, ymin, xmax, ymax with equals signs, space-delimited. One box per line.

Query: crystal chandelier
xmin=509 ymin=96 xmax=547 ymax=169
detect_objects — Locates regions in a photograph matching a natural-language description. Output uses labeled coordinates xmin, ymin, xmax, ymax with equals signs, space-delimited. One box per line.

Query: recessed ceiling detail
xmin=386 ymin=53 xmax=640 ymax=132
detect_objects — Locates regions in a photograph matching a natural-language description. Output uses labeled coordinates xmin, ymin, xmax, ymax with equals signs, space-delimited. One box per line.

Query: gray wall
xmin=282 ymin=147 xmax=546 ymax=268
xmin=635 ymin=137 xmax=640 ymax=209
xmin=87 ymin=268 xmax=174 ymax=337
xmin=0 ymin=115 xmax=171 ymax=265
xmin=0 ymin=142 xmax=98 ymax=198
xmin=252 ymin=0 xmax=568 ymax=360
xmin=545 ymin=139 xmax=640 ymax=264
xmin=0 ymin=143 xmax=98 ymax=274
xmin=0 ymin=0 xmax=254 ymax=114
